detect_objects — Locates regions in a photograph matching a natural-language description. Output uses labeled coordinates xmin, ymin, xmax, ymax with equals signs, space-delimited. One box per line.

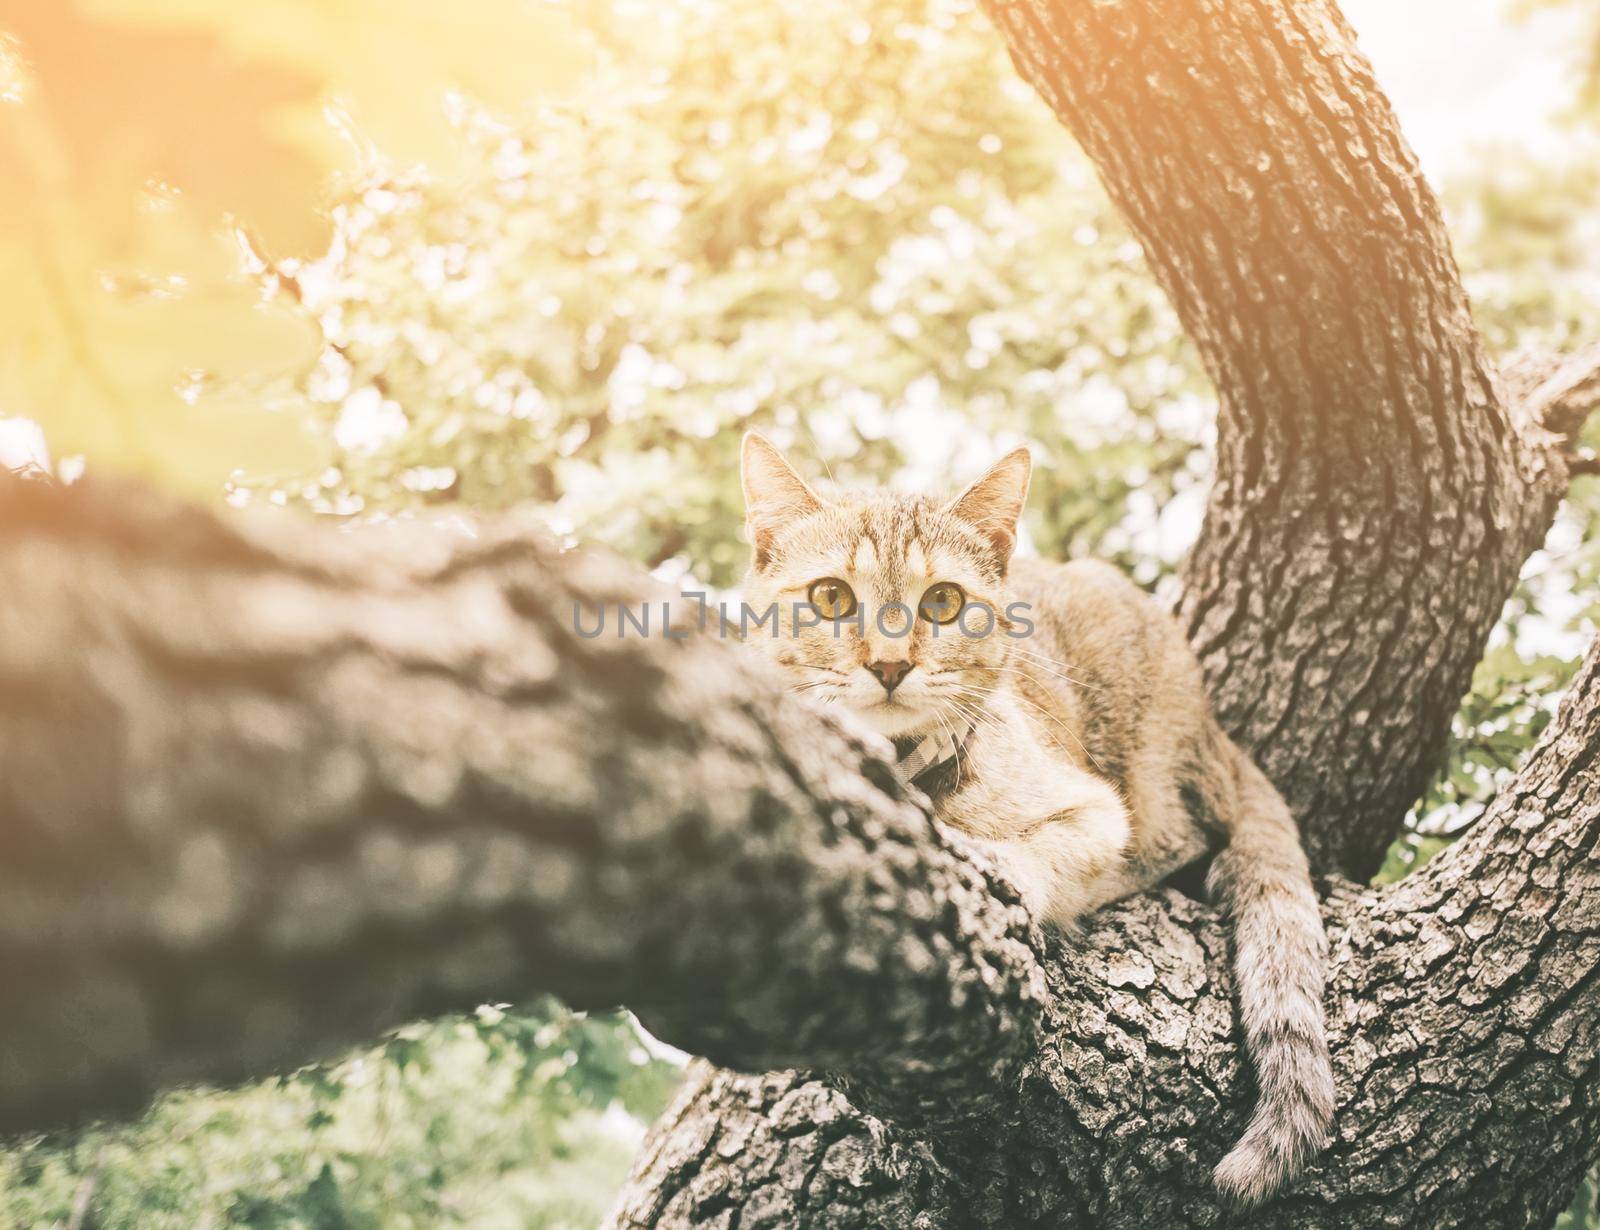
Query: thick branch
xmin=7 ymin=471 xmax=1600 ymax=1227
xmin=616 ymin=637 xmax=1600 ymax=1228
xmin=0 ymin=477 xmax=1043 ymax=1135
xmin=981 ymin=0 xmax=1582 ymax=879
xmin=6 ymin=473 xmax=1600 ymax=1228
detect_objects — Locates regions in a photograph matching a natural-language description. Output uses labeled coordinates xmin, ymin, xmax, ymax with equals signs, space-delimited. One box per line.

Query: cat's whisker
xmin=1004 ymin=644 xmax=1097 ymax=679
xmin=1002 ymin=648 xmax=1102 ymax=692
xmin=930 ymin=704 xmax=991 ymax=789
xmin=1006 ymin=644 xmax=1085 ymax=666
xmin=940 ymin=697 xmax=1010 ymax=745
xmin=994 ymin=661 xmax=1094 ymax=697
xmin=791 ymin=679 xmax=845 ymax=700
xmin=940 ymin=691 xmax=1002 ymax=725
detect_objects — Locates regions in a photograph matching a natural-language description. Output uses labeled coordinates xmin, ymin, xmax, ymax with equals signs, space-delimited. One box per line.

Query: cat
xmin=739 ymin=432 xmax=1334 ymax=1205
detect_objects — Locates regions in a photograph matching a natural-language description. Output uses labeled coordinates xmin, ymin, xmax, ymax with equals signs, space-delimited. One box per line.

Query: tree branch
xmin=1503 ymin=342 xmax=1600 ymax=435
xmin=1503 ymin=341 xmax=1600 ymax=482
xmin=0 ymin=476 xmax=1043 ymax=1136
xmin=615 ymin=635 xmax=1600 ymax=1228
xmin=7 ymin=467 xmax=1600 ymax=1227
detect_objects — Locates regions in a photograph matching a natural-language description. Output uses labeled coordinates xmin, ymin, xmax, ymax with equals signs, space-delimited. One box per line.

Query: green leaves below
xmin=0 ymin=1003 xmax=682 ymax=1230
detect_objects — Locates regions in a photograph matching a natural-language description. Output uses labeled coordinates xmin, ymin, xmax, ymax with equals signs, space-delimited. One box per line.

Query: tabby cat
xmin=739 ymin=432 xmax=1334 ymax=1204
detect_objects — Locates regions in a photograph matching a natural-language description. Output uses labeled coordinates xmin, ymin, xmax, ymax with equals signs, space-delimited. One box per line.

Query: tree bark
xmin=0 ymin=478 xmax=1044 ymax=1137
xmin=615 ymin=642 xmax=1600 ymax=1228
xmin=984 ymin=0 xmax=1590 ymax=882
xmin=4 ymin=480 xmax=1600 ymax=1227
xmin=4 ymin=0 xmax=1600 ymax=1226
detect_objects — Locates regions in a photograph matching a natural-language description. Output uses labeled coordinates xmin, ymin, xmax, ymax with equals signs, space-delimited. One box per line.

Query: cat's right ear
xmin=741 ymin=432 xmax=823 ymax=570
xmin=944 ymin=446 xmax=1031 ymax=566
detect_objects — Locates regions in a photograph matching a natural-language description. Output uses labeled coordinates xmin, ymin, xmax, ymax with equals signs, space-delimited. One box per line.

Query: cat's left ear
xmin=944 ymin=447 xmax=1031 ymax=563
xmin=742 ymin=432 xmax=824 ymax=570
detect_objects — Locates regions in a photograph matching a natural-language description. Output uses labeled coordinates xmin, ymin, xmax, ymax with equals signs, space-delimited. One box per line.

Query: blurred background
xmin=1 ymin=0 xmax=1598 ymax=1225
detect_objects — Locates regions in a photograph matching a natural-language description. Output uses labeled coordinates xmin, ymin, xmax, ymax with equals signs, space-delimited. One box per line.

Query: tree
xmin=3 ymin=0 xmax=1600 ymax=1228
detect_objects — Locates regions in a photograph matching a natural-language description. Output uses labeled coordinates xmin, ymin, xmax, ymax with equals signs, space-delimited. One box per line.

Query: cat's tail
xmin=1206 ymin=743 xmax=1335 ymax=1206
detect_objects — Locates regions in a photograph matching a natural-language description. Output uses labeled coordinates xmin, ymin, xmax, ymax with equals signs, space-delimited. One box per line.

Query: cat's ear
xmin=742 ymin=432 xmax=824 ymax=569
xmin=944 ymin=447 xmax=1031 ymax=563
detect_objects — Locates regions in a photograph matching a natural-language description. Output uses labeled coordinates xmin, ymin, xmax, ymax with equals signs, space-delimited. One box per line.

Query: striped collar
xmin=891 ymin=720 xmax=976 ymax=800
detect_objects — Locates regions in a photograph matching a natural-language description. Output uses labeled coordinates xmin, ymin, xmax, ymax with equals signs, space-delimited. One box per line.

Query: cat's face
xmin=740 ymin=433 xmax=1030 ymax=739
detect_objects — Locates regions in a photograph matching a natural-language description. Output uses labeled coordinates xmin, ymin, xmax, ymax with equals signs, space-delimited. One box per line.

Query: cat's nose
xmin=866 ymin=659 xmax=914 ymax=695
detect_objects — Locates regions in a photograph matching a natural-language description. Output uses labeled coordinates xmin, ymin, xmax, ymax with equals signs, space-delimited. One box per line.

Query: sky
xmin=1341 ymin=0 xmax=1586 ymax=175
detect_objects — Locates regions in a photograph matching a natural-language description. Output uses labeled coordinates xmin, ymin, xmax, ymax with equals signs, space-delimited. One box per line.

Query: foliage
xmin=0 ymin=1003 xmax=680 ymax=1230
xmin=1514 ymin=0 xmax=1600 ymax=118
xmin=0 ymin=0 xmax=586 ymax=494
xmin=1561 ymin=1170 xmax=1600 ymax=1230
xmin=238 ymin=0 xmax=1206 ymax=593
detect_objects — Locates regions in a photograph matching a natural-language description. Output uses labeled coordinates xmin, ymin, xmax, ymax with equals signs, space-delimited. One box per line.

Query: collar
xmin=891 ymin=719 xmax=976 ymax=799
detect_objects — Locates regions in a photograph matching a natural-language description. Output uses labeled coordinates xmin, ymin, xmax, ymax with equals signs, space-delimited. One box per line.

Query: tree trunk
xmin=985 ymin=0 xmax=1580 ymax=882
xmin=4 ymin=0 xmax=1600 ymax=1225
xmin=610 ymin=0 xmax=1600 ymax=1224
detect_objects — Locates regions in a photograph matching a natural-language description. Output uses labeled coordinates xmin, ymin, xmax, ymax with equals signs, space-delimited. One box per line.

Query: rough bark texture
xmin=616 ymin=640 xmax=1600 ymax=1227
xmin=4 ymin=0 xmax=1600 ymax=1226
xmin=0 ymin=478 xmax=1043 ymax=1137
xmin=984 ymin=0 xmax=1586 ymax=882
xmin=5 ymin=471 xmax=1598 ymax=1228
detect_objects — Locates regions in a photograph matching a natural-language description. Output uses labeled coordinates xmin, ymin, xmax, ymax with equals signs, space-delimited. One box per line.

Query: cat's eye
xmin=919 ymin=582 xmax=966 ymax=624
xmin=807 ymin=577 xmax=858 ymax=619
